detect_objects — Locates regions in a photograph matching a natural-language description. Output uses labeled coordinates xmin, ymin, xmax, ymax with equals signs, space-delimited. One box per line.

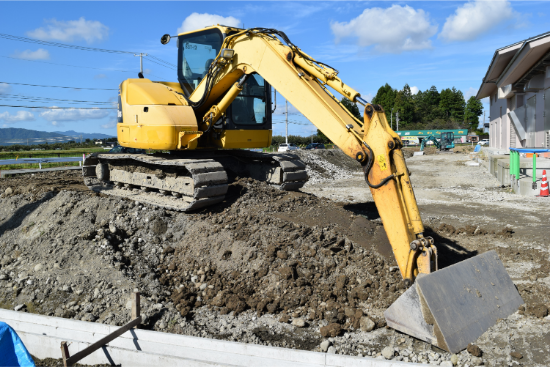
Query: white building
xmin=477 ymin=32 xmax=550 ymax=150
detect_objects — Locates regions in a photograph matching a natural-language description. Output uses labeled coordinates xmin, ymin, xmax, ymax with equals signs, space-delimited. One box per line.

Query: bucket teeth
xmin=385 ymin=250 xmax=523 ymax=353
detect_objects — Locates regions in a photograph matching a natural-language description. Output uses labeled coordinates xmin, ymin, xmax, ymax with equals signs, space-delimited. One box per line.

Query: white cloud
xmin=10 ymin=48 xmax=50 ymax=60
xmin=94 ymin=74 xmax=107 ymax=79
xmin=178 ymin=13 xmax=240 ymax=34
xmin=101 ymin=121 xmax=117 ymax=129
xmin=360 ymin=93 xmax=374 ymax=103
xmin=40 ymin=108 xmax=110 ymax=122
xmin=465 ymin=87 xmax=479 ymax=100
xmin=0 ymin=111 xmax=35 ymax=123
xmin=410 ymin=86 xmax=419 ymax=95
xmin=330 ymin=5 xmax=437 ymax=53
xmin=440 ymin=0 xmax=513 ymax=42
xmin=27 ymin=17 xmax=109 ymax=44
xmin=273 ymin=100 xmax=300 ymax=116
xmin=0 ymin=83 xmax=11 ymax=94
xmin=51 ymin=121 xmax=61 ymax=126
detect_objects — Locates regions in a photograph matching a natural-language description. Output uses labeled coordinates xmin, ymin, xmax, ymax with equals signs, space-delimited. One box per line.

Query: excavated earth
xmin=0 ymin=148 xmax=548 ymax=367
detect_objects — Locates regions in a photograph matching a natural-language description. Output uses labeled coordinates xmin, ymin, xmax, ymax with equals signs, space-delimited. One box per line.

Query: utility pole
xmin=396 ymin=111 xmax=399 ymax=131
xmin=391 ymin=107 xmax=394 ymax=130
xmin=285 ymin=99 xmax=288 ymax=144
xmin=134 ymin=53 xmax=148 ymax=76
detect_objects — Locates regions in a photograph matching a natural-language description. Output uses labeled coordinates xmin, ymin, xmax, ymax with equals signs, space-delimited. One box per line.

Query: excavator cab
xmin=440 ymin=132 xmax=455 ymax=150
xmin=177 ymin=26 xmax=273 ymax=149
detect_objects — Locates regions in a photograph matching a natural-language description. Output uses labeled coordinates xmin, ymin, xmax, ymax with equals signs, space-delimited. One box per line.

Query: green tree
xmin=372 ymin=83 xmax=397 ymax=118
xmin=393 ymin=84 xmax=416 ymax=128
xmin=439 ymin=87 xmax=465 ymax=120
xmin=425 ymin=85 xmax=440 ymax=106
xmin=340 ymin=97 xmax=362 ymax=120
xmin=414 ymin=86 xmax=445 ymax=124
xmin=465 ymin=96 xmax=483 ymax=132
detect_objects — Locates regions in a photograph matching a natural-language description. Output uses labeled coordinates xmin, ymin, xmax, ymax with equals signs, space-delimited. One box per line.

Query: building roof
xmin=476 ymin=31 xmax=550 ymax=99
xmin=396 ymin=129 xmax=468 ymax=137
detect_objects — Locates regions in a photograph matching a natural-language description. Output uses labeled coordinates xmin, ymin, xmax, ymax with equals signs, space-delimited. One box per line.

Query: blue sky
xmin=0 ymin=1 xmax=549 ymax=137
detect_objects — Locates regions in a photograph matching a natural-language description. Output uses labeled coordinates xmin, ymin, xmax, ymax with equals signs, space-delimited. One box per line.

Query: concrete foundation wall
xmin=0 ymin=309 xmax=429 ymax=367
xmin=489 ymin=155 xmax=509 ymax=178
xmin=513 ymin=178 xmax=543 ymax=196
xmin=497 ymin=158 xmax=550 ymax=185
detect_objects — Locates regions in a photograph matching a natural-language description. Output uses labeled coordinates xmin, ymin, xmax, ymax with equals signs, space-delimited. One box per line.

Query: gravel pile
xmin=293 ymin=149 xmax=361 ymax=184
xmin=0 ymin=174 xmax=402 ymax=353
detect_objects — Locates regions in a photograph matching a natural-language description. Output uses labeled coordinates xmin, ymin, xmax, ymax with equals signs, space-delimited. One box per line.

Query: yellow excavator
xmin=83 ymin=26 xmax=522 ymax=353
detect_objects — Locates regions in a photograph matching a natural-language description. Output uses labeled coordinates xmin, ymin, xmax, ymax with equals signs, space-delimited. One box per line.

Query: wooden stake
xmin=132 ymin=291 xmax=140 ymax=327
xmin=60 ymin=291 xmax=142 ymax=366
xmin=61 ymin=341 xmax=71 ymax=367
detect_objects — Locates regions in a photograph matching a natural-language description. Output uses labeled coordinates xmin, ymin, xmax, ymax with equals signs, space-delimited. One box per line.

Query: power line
xmin=0 ymin=81 xmax=117 ymax=91
xmin=0 ymin=104 xmax=115 ymax=110
xmin=2 ymin=93 xmax=113 ymax=105
xmin=147 ymin=55 xmax=177 ymax=69
xmin=144 ymin=56 xmax=176 ymax=70
xmin=0 ymin=56 xmax=171 ymax=81
xmin=0 ymin=33 xmax=175 ymax=71
xmin=0 ymin=55 xmax=135 ymax=73
xmin=0 ymin=33 xmax=135 ymax=54
xmin=273 ymin=119 xmax=311 ymax=126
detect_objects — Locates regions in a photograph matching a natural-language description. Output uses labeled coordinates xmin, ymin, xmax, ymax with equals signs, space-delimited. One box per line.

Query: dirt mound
xmin=435 ymin=223 xmax=514 ymax=237
xmin=0 ymin=170 xmax=87 ymax=200
xmin=162 ymin=178 xmax=403 ymax=328
xmin=0 ymin=173 xmax=402 ymax=336
xmin=293 ymin=149 xmax=361 ymax=184
xmin=31 ymin=356 xmax=109 ymax=367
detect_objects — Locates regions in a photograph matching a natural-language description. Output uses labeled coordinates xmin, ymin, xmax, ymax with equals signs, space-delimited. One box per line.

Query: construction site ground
xmin=0 ymin=148 xmax=548 ymax=367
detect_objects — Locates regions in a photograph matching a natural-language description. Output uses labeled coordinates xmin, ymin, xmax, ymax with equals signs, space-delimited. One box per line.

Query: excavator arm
xmin=189 ymin=28 xmax=436 ymax=284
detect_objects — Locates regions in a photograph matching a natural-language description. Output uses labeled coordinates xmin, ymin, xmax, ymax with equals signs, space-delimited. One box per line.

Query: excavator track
xmin=82 ymin=151 xmax=308 ymax=211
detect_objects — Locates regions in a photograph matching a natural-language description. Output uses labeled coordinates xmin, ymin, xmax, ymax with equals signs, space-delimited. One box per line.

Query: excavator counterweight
xmin=82 ymin=26 xmax=522 ymax=352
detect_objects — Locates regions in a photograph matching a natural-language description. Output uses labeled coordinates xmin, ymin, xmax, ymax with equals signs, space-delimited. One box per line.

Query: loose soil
xmin=0 ymin=149 xmax=548 ymax=367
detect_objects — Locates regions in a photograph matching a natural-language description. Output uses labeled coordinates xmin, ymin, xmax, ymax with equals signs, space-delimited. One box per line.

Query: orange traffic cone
xmin=538 ymin=170 xmax=549 ymax=197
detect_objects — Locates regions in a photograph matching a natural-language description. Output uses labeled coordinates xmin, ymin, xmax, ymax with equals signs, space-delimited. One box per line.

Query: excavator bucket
xmin=385 ymin=251 xmax=523 ymax=353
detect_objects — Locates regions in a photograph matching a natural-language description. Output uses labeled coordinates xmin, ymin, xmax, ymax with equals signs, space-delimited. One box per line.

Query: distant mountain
xmin=53 ymin=130 xmax=115 ymax=140
xmin=0 ymin=128 xmax=115 ymax=145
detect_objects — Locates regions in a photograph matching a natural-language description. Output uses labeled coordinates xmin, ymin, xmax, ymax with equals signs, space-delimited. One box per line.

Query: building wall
xmin=489 ymin=92 xmax=508 ymax=149
xmin=490 ymin=77 xmax=550 ymax=150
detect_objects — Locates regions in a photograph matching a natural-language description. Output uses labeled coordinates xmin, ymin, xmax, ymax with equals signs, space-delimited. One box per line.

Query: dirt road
xmin=0 ymin=150 xmax=548 ymax=366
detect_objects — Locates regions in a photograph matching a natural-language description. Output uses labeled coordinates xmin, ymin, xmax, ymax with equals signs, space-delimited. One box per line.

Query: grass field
xmin=0 ymin=147 xmax=107 ymax=170
xmin=0 ymin=147 xmax=106 ymax=160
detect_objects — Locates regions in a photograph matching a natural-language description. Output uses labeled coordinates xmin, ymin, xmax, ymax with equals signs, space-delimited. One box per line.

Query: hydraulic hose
xmin=362 ymin=142 xmax=395 ymax=189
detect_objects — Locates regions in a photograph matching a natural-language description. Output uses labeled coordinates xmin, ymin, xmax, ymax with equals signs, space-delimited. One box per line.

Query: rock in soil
xmin=320 ymin=340 xmax=331 ymax=352
xmin=320 ymin=323 xmax=342 ymax=338
xmin=381 ymin=346 xmax=394 ymax=359
xmin=467 ymin=343 xmax=482 ymax=357
xmin=526 ymin=303 xmax=548 ymax=318
xmin=359 ymin=316 xmax=375 ymax=332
